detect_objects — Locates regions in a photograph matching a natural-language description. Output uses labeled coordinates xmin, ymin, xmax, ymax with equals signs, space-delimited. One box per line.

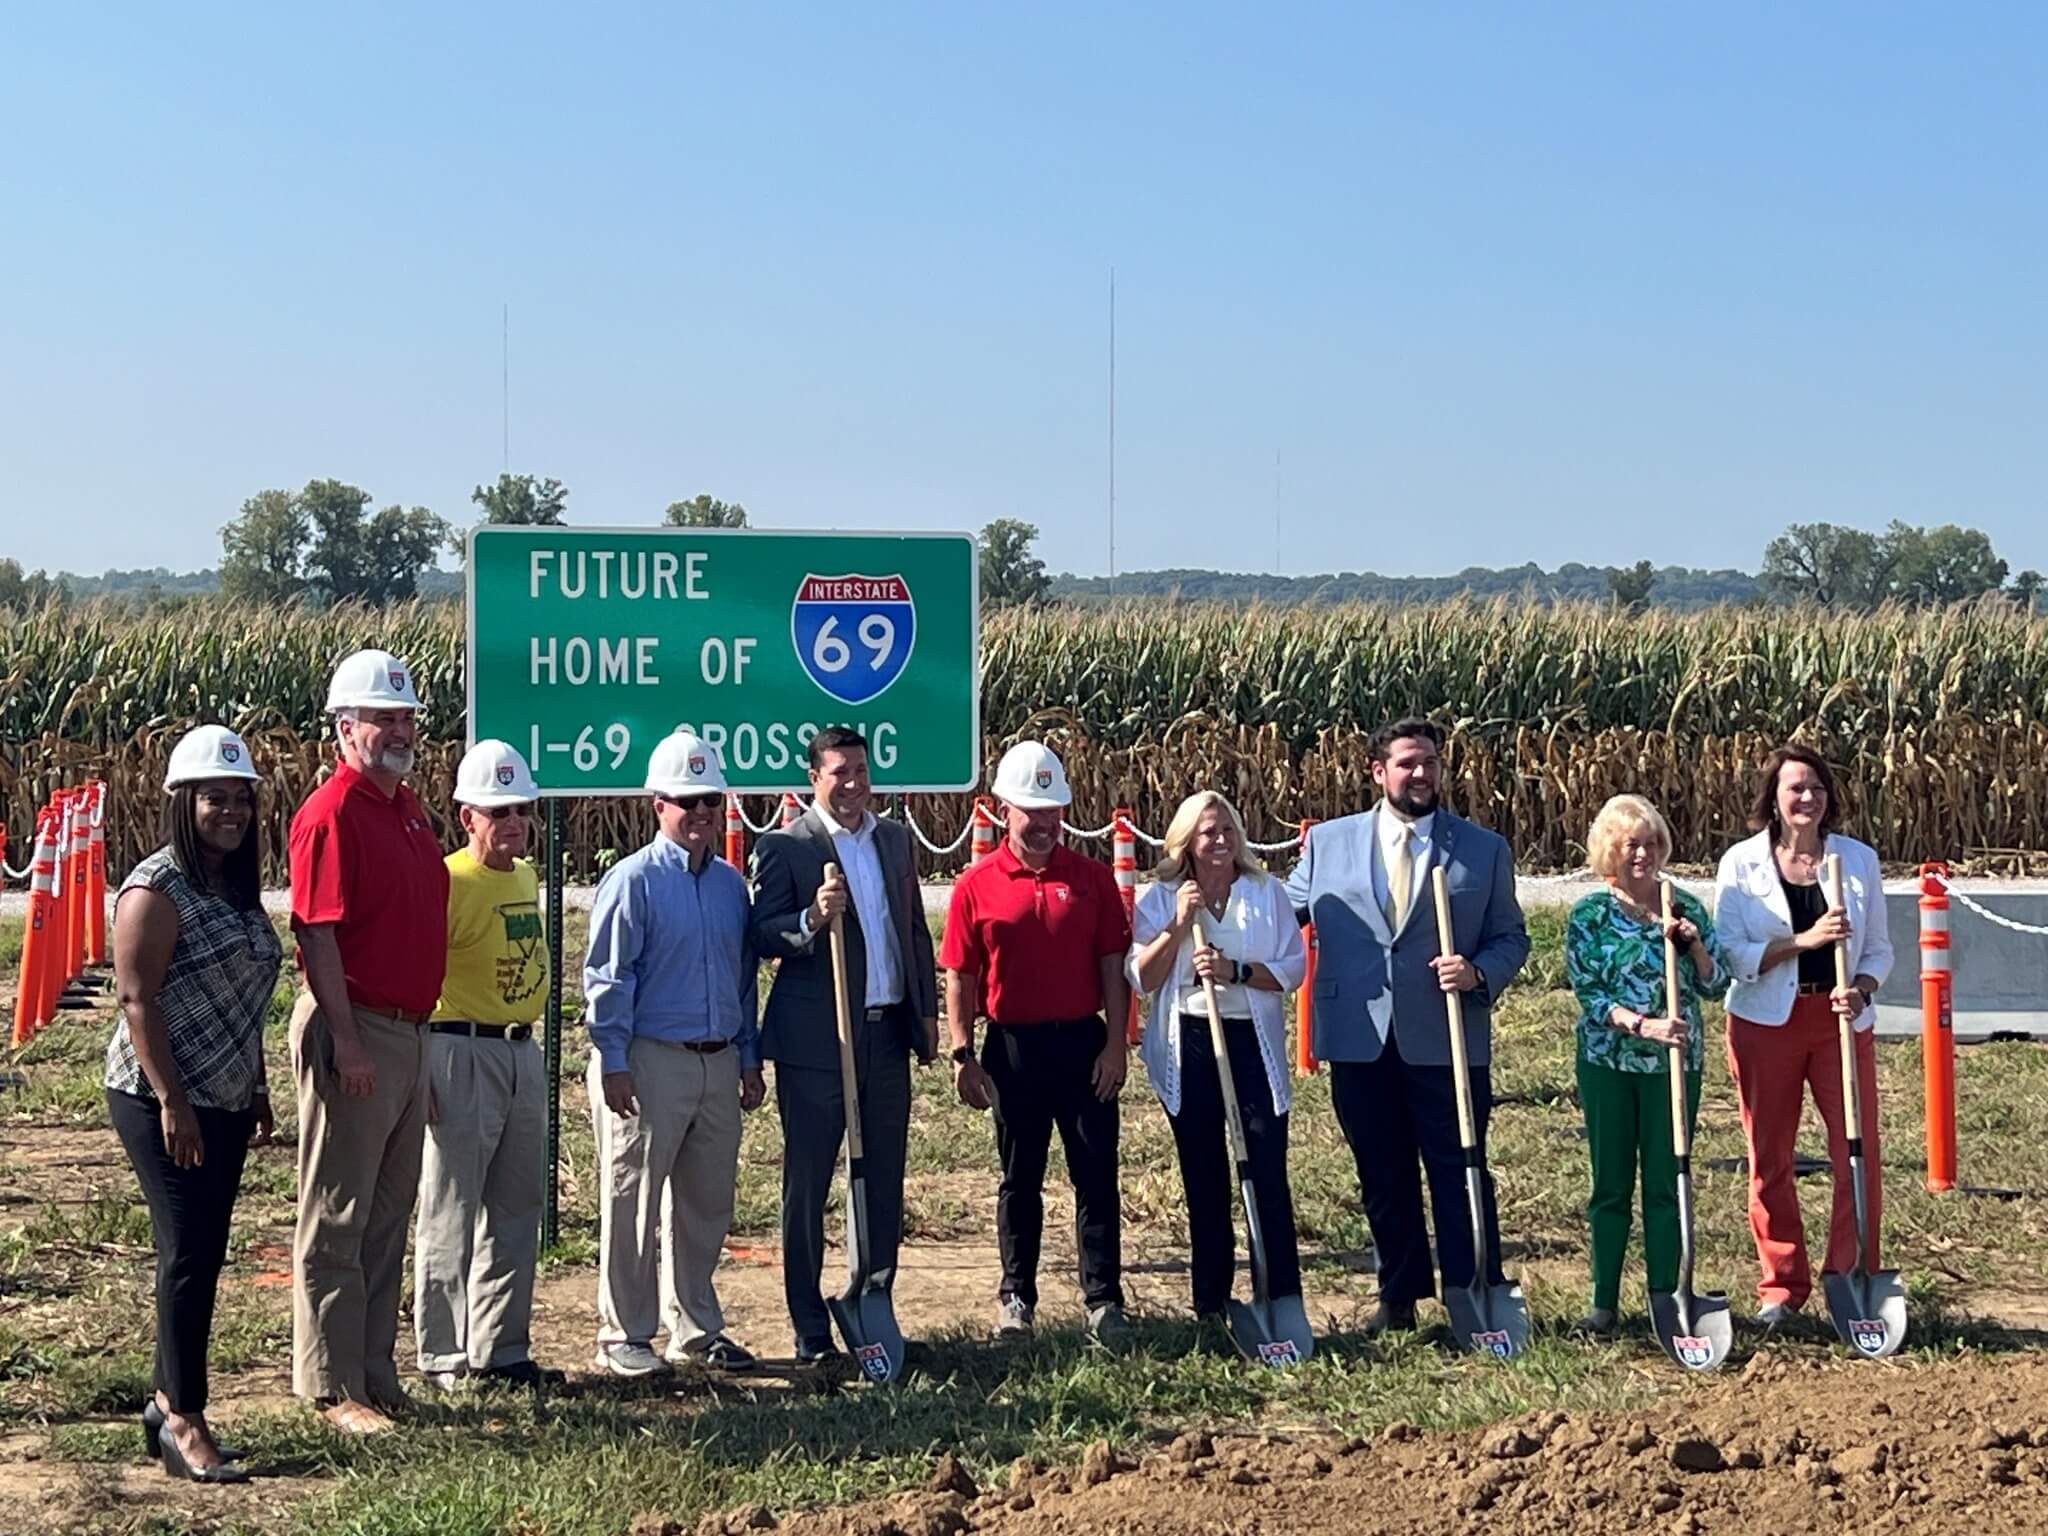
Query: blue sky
xmin=4 ymin=4 xmax=2043 ymax=579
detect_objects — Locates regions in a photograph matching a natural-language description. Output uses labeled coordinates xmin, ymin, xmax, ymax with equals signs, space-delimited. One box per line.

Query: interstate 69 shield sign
xmin=792 ymin=573 xmax=917 ymax=704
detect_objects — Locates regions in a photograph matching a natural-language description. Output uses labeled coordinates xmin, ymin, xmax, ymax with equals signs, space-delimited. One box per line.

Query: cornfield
xmin=5 ymin=596 xmax=2047 ymax=881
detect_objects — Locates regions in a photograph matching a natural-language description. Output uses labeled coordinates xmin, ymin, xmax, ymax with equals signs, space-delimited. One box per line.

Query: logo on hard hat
xmin=221 ymin=743 xmax=241 ymax=764
xmin=496 ymin=764 xmax=516 ymax=787
xmin=1035 ymin=768 xmax=1053 ymax=790
xmin=387 ymin=668 xmax=406 ymax=692
xmin=688 ymin=753 xmax=707 ymax=776
xmin=792 ymin=573 xmax=916 ymax=705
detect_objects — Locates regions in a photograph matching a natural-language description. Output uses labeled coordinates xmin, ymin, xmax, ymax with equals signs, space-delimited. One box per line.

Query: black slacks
xmin=1328 ymin=1032 xmax=1504 ymax=1304
xmin=108 ymin=1088 xmax=254 ymax=1414
xmin=983 ymin=1016 xmax=1122 ymax=1310
xmin=773 ymin=1006 xmax=913 ymax=1351
xmin=1167 ymin=1014 xmax=1300 ymax=1314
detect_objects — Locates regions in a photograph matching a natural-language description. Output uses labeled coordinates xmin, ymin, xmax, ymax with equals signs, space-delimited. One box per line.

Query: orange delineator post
xmin=1296 ymin=818 xmax=1319 ymax=1075
xmin=46 ymin=792 xmax=73 ymax=1001
xmin=1112 ymin=808 xmax=1140 ymax=1044
xmin=780 ymin=791 xmax=803 ymax=829
xmin=64 ymin=788 xmax=91 ymax=987
xmin=11 ymin=813 xmax=59 ymax=1046
xmin=86 ymin=782 xmax=108 ymax=966
xmin=1920 ymin=862 xmax=1956 ymax=1193
xmin=969 ymin=798 xmax=997 ymax=864
xmin=724 ymin=794 xmax=745 ymax=868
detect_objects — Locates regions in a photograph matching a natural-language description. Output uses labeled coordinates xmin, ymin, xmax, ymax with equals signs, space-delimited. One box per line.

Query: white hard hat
xmin=454 ymin=739 xmax=540 ymax=808
xmin=992 ymin=739 xmax=1071 ymax=810
xmin=164 ymin=725 xmax=264 ymax=790
xmin=325 ymin=648 xmax=424 ymax=712
xmin=645 ymin=730 xmax=730 ymax=796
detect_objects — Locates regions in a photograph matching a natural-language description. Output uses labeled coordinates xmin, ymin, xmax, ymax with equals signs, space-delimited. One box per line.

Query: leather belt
xmin=682 ymin=1039 xmax=730 ymax=1054
xmin=864 ymin=1005 xmax=899 ymax=1022
xmin=367 ymin=1005 xmax=432 ymax=1026
xmin=430 ymin=1020 xmax=534 ymax=1042
xmin=1795 ymin=982 xmax=1833 ymax=996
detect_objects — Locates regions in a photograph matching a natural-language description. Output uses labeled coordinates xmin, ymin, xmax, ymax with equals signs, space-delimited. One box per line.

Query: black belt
xmin=1795 ymin=981 xmax=1833 ymax=996
xmin=681 ymin=1039 xmax=729 ymax=1054
xmin=431 ymin=1020 xmax=534 ymax=1041
xmin=865 ymin=1005 xmax=901 ymax=1022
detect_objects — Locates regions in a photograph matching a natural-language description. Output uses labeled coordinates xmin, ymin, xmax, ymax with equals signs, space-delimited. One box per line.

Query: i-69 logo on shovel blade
xmin=792 ymin=574 xmax=917 ymax=705
xmin=1255 ymin=1340 xmax=1301 ymax=1369
xmin=1470 ymin=1329 xmax=1514 ymax=1359
xmin=1850 ymin=1319 xmax=1890 ymax=1355
xmin=854 ymin=1341 xmax=892 ymax=1382
xmin=1674 ymin=1334 xmax=1715 ymax=1369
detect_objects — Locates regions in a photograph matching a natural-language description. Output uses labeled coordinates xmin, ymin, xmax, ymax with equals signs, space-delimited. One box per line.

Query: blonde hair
xmin=1587 ymin=794 xmax=1673 ymax=879
xmin=1152 ymin=791 xmax=1265 ymax=885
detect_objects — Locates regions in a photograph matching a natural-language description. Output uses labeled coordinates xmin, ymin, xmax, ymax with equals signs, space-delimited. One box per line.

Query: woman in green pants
xmin=1564 ymin=794 xmax=1730 ymax=1334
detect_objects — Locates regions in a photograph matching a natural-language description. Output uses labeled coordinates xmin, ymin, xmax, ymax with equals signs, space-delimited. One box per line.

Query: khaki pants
xmin=291 ymin=995 xmax=428 ymax=1403
xmin=413 ymin=1032 xmax=547 ymax=1374
xmin=588 ymin=1039 xmax=741 ymax=1354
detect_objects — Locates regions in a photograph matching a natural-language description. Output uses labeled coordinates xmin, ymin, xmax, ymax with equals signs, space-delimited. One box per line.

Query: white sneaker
xmin=594 ymin=1342 xmax=668 ymax=1378
xmin=421 ymin=1368 xmax=469 ymax=1392
xmin=994 ymin=1297 xmax=1035 ymax=1338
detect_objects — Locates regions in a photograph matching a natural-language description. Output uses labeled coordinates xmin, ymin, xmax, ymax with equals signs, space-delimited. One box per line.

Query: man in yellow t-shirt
xmin=413 ymin=740 xmax=556 ymax=1390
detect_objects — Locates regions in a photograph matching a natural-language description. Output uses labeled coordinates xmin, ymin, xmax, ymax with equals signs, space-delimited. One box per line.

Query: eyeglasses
xmin=481 ymin=803 xmax=534 ymax=821
xmin=661 ymin=794 xmax=722 ymax=813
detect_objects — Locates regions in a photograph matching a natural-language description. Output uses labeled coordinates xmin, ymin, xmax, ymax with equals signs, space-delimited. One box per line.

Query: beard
xmin=1388 ymin=780 xmax=1437 ymax=818
xmin=376 ymin=746 xmax=417 ymax=776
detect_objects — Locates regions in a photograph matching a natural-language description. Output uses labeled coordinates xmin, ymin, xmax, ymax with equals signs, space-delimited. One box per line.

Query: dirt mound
xmin=729 ymin=1353 xmax=2048 ymax=1536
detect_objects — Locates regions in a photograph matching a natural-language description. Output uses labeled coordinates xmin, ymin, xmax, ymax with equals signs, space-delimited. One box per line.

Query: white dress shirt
xmin=1372 ymin=809 xmax=1434 ymax=930
xmin=807 ymin=802 xmax=904 ymax=1008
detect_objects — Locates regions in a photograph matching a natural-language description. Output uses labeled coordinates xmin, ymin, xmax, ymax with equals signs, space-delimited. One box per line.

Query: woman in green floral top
xmin=1564 ymin=794 xmax=1730 ymax=1335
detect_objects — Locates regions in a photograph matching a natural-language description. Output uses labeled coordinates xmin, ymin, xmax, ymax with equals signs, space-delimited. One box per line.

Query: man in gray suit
xmin=1284 ymin=717 xmax=1530 ymax=1332
xmin=750 ymin=727 xmax=939 ymax=1362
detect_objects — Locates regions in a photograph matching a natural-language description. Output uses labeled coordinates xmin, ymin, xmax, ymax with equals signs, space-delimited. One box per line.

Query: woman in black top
xmin=106 ymin=726 xmax=283 ymax=1483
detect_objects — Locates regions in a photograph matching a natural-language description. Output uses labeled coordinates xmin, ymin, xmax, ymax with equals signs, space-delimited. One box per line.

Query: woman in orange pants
xmin=1712 ymin=744 xmax=1893 ymax=1328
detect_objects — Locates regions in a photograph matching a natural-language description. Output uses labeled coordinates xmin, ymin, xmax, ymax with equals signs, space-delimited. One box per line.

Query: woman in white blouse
xmin=1713 ymin=744 xmax=1893 ymax=1328
xmin=1129 ymin=792 xmax=1308 ymax=1325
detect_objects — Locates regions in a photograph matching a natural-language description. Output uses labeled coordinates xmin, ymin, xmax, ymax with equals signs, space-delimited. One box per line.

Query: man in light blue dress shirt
xmin=584 ymin=731 xmax=763 ymax=1377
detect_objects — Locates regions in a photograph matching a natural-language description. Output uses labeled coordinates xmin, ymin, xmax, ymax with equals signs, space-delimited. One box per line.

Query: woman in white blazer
xmin=1713 ymin=744 xmax=1893 ymax=1327
xmin=1129 ymin=791 xmax=1307 ymax=1325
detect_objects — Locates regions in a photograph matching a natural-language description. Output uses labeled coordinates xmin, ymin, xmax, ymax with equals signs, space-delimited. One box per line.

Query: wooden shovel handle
xmin=1825 ymin=852 xmax=1860 ymax=1136
xmin=1662 ymin=878 xmax=1688 ymax=1157
xmin=824 ymin=862 xmax=865 ymax=1159
xmin=1430 ymin=867 xmax=1479 ymax=1148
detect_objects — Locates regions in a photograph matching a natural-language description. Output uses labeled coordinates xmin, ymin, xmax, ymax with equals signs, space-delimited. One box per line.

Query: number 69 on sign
xmin=530 ymin=724 xmax=632 ymax=774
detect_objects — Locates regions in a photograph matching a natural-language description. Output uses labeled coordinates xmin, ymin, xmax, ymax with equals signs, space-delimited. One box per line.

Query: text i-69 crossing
xmin=465 ymin=526 xmax=980 ymax=793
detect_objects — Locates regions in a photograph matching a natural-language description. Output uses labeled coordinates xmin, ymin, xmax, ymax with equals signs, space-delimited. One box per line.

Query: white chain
xmin=1062 ymin=820 xmax=1118 ymax=840
xmin=1933 ymin=872 xmax=2048 ymax=938
xmin=734 ymin=799 xmax=788 ymax=835
xmin=1 ymin=856 xmax=31 ymax=882
xmin=1521 ymin=866 xmax=1595 ymax=885
xmin=1245 ymin=835 xmax=1304 ymax=853
xmin=905 ymin=806 xmax=974 ymax=856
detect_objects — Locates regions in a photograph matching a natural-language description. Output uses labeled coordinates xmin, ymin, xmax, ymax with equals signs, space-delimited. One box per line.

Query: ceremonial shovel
xmin=1819 ymin=853 xmax=1908 ymax=1359
xmin=1647 ymin=879 xmax=1732 ymax=1371
xmin=822 ymin=863 xmax=908 ymax=1383
xmin=1193 ymin=916 xmax=1315 ymax=1367
xmin=1430 ymin=867 xmax=1531 ymax=1359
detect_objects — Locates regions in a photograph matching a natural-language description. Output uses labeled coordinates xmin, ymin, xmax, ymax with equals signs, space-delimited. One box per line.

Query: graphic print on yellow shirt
xmin=434 ymin=850 xmax=550 ymax=1025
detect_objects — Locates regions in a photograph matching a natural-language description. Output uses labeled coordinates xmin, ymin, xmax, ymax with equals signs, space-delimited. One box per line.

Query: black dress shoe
xmin=143 ymin=1400 xmax=245 ymax=1463
xmin=1367 ymin=1300 xmax=1419 ymax=1334
xmin=795 ymin=1338 xmax=844 ymax=1365
xmin=160 ymin=1425 xmax=251 ymax=1485
xmin=480 ymin=1359 xmax=566 ymax=1387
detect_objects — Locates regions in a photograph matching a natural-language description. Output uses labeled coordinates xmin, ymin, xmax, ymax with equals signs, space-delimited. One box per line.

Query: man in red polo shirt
xmin=288 ymin=648 xmax=450 ymax=1434
xmin=942 ymin=740 xmax=1132 ymax=1348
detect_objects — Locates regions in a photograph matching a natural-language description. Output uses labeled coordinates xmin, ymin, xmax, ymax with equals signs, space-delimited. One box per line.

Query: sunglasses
xmin=478 ymin=803 xmax=535 ymax=821
xmin=661 ymin=794 xmax=722 ymax=813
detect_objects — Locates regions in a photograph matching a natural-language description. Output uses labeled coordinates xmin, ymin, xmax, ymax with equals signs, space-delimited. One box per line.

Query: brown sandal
xmin=317 ymin=1400 xmax=395 ymax=1436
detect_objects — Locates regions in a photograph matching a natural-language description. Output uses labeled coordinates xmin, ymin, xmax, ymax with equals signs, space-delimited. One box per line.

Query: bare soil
xmin=725 ymin=1355 xmax=2048 ymax=1536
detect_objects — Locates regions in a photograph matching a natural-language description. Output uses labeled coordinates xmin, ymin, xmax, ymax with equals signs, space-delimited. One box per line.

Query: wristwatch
xmin=950 ymin=1045 xmax=976 ymax=1066
xmin=1231 ymin=960 xmax=1253 ymax=985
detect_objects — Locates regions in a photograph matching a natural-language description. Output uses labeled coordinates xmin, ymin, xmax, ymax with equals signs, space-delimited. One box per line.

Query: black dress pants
xmin=1328 ymin=1032 xmax=1504 ymax=1304
xmin=982 ymin=1017 xmax=1122 ymax=1310
xmin=108 ymin=1088 xmax=254 ymax=1413
xmin=1166 ymin=1014 xmax=1300 ymax=1314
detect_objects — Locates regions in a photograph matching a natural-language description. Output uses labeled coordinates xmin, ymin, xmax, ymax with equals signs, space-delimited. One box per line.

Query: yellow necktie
xmin=1387 ymin=825 xmax=1413 ymax=933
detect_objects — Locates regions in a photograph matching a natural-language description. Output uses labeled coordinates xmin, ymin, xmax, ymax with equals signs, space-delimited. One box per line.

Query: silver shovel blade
xmin=1227 ymin=1295 xmax=1315 ymax=1368
xmin=1823 ymin=1269 xmax=1908 ymax=1359
xmin=1649 ymin=1288 xmax=1733 ymax=1371
xmin=828 ymin=1288 xmax=907 ymax=1383
xmin=1446 ymin=1279 xmax=1531 ymax=1360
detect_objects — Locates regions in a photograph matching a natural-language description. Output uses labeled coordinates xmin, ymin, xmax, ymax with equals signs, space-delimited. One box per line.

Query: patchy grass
xmin=6 ymin=898 xmax=2048 ymax=1533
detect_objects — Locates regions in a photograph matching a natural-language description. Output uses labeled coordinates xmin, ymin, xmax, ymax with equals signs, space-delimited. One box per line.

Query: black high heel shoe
xmin=159 ymin=1425 xmax=252 ymax=1485
xmin=143 ymin=1400 xmax=246 ymax=1463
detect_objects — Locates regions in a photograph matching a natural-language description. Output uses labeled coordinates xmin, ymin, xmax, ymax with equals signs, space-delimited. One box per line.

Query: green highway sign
xmin=466 ymin=526 xmax=980 ymax=794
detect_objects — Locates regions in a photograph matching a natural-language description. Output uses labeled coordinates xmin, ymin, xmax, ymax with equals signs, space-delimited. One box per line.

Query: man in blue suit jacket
xmin=1284 ymin=718 xmax=1530 ymax=1331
